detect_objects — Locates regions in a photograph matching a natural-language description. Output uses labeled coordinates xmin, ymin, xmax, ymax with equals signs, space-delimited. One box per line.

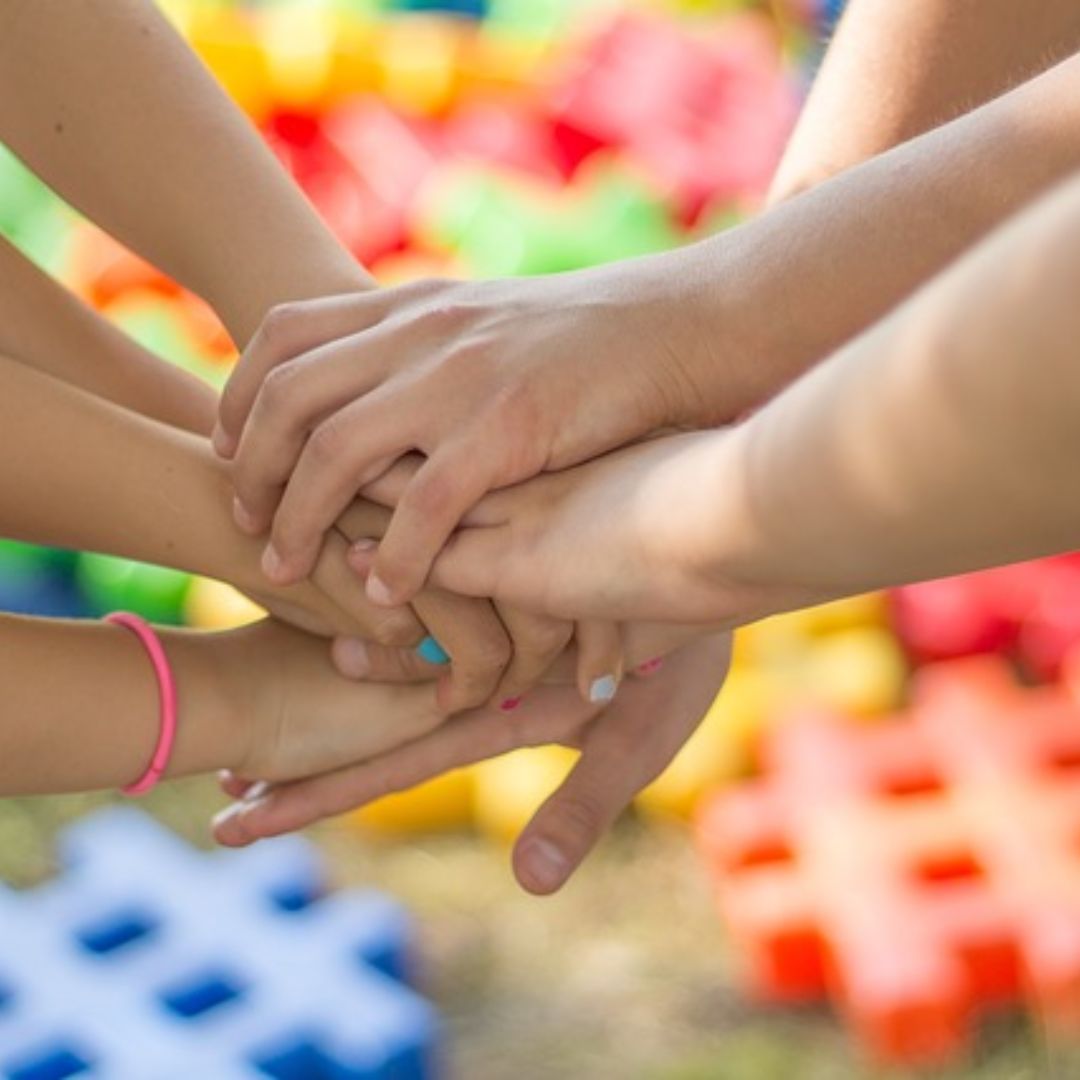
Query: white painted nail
xmin=589 ymin=674 xmax=618 ymax=704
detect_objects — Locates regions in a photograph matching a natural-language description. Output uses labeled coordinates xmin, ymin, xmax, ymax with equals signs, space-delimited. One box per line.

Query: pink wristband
xmin=105 ymin=612 xmax=179 ymax=796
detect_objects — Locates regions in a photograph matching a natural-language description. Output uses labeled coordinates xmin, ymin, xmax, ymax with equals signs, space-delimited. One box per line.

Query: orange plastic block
xmin=697 ymin=656 xmax=1080 ymax=1067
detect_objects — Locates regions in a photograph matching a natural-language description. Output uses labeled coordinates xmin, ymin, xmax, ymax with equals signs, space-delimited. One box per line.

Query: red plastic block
xmin=891 ymin=554 xmax=1080 ymax=678
xmin=548 ymin=13 xmax=796 ymax=220
xmin=697 ymin=655 xmax=1080 ymax=1067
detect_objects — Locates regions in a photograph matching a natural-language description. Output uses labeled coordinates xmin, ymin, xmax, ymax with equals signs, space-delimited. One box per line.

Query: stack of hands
xmin=207 ymin=271 xmax=747 ymax=897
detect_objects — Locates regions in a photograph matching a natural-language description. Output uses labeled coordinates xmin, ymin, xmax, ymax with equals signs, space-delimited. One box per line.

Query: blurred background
xmin=3 ymin=0 xmax=1080 ymax=1077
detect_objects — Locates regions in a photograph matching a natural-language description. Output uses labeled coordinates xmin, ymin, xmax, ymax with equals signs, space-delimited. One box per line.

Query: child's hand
xmin=214 ymin=265 xmax=722 ymax=608
xmin=212 ymin=633 xmax=732 ymax=895
xmin=211 ymin=619 xmax=445 ymax=785
xmin=358 ymin=432 xmax=791 ymax=629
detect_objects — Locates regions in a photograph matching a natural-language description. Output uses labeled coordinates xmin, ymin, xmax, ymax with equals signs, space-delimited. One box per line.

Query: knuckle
xmin=550 ymin=792 xmax=603 ymax=845
xmin=260 ymin=302 xmax=307 ymax=351
xmin=258 ymin=361 xmax=305 ymax=423
xmin=373 ymin=614 xmax=423 ymax=649
xmin=406 ymin=467 xmax=460 ymax=523
xmin=306 ymin=416 xmax=348 ymax=466
xmin=524 ymin=623 xmax=573 ymax=661
xmin=417 ymin=299 xmax=473 ymax=335
xmin=467 ymin=634 xmax=513 ymax=675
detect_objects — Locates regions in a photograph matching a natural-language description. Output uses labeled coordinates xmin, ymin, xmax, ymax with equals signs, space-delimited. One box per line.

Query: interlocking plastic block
xmin=0 ymin=809 xmax=440 ymax=1079
xmin=891 ymin=554 xmax=1080 ymax=678
xmin=697 ymin=656 xmax=1080 ymax=1066
xmin=548 ymin=12 xmax=796 ymax=219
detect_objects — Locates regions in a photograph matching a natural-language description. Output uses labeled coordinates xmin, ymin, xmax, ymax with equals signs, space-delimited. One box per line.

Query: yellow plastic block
xmin=801 ymin=626 xmax=907 ymax=717
xmin=184 ymin=578 xmax=265 ymax=630
xmin=636 ymin=667 xmax=775 ymax=820
xmin=472 ymin=746 xmax=579 ymax=844
xmin=188 ymin=10 xmax=274 ymax=122
xmin=376 ymin=16 xmax=466 ymax=117
xmin=349 ymin=768 xmax=474 ymax=835
xmin=260 ymin=6 xmax=336 ymax=110
xmin=325 ymin=15 xmax=381 ymax=102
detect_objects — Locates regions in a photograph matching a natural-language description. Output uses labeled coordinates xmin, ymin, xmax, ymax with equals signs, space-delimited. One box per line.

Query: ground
xmin=1 ymin=780 xmax=1077 ymax=1080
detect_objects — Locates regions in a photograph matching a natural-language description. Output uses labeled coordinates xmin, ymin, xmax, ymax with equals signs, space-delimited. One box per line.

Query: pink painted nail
xmin=500 ymin=697 xmax=523 ymax=712
xmin=635 ymin=657 xmax=665 ymax=677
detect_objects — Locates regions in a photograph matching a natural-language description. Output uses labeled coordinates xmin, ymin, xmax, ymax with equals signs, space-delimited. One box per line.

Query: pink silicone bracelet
xmin=105 ymin=612 xmax=179 ymax=796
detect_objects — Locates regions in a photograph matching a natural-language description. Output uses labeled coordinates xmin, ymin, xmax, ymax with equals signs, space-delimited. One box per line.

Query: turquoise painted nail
xmin=417 ymin=635 xmax=450 ymax=665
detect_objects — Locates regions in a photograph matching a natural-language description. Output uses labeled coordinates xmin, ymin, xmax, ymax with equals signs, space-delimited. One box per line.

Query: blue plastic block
xmin=388 ymin=0 xmax=488 ymax=18
xmin=0 ymin=810 xmax=440 ymax=1079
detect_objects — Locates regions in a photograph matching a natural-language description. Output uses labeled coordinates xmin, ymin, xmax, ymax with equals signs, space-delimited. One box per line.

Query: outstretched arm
xmin=0 ymin=0 xmax=371 ymax=346
xmin=771 ymin=0 xmax=1080 ymax=201
xmin=217 ymin=44 xmax=1080 ymax=606
xmin=0 ymin=234 xmax=216 ymax=435
xmin=415 ymin=172 xmax=1080 ymax=625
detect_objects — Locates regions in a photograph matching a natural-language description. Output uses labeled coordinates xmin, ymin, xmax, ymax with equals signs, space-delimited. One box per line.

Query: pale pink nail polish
xmin=366 ymin=571 xmax=396 ymax=606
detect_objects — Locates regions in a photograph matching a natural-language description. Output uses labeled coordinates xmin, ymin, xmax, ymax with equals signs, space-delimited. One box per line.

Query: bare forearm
xmin=771 ymin=0 xmax=1080 ymax=202
xmin=668 ymin=53 xmax=1080 ymax=414
xmin=0 ymin=235 xmax=216 ymax=434
xmin=726 ymin=174 xmax=1080 ymax=598
xmin=0 ymin=0 xmax=371 ymax=346
xmin=0 ymin=355 xmax=252 ymax=582
xmin=0 ymin=614 xmax=240 ymax=794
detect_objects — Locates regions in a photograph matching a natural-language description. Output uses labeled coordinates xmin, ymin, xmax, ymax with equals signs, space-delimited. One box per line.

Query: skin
xmin=0 ymin=613 xmax=442 ymax=796
xmin=214 ymin=0 xmax=1080 ymax=895
xmin=403 ymin=174 xmax=1080 ymax=627
xmin=218 ymin=11 xmax=1080 ymax=610
xmin=0 ymin=0 xmax=619 ymax=710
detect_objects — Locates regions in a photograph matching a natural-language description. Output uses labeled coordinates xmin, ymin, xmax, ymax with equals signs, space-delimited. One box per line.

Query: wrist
xmin=154 ymin=629 xmax=251 ymax=778
xmin=632 ymin=239 xmax=794 ymax=430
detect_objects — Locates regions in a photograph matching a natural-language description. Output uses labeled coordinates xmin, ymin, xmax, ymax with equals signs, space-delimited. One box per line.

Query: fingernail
xmin=520 ymin=838 xmax=570 ymax=893
xmin=500 ymin=696 xmax=523 ymax=712
xmin=635 ymin=657 xmax=665 ymax=677
xmin=233 ymin=496 xmax=260 ymax=534
xmin=241 ymin=781 xmax=270 ymax=804
xmin=366 ymin=570 xmax=396 ymax=607
xmin=212 ymin=803 xmax=243 ymax=830
xmin=350 ymin=538 xmax=378 ymax=557
xmin=335 ymin=638 xmax=371 ymax=678
xmin=589 ymin=674 xmax=619 ymax=704
xmin=212 ymin=422 xmax=235 ymax=458
xmin=416 ymin=635 xmax=450 ymax=665
xmin=261 ymin=544 xmax=288 ymax=583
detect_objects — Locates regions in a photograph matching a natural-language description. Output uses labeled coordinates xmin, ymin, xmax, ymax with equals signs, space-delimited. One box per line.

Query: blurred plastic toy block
xmin=891 ymin=554 xmax=1080 ymax=678
xmin=548 ymin=12 xmax=796 ymax=219
xmin=0 ymin=541 xmax=88 ymax=621
xmin=697 ymin=656 xmax=1080 ymax=1066
xmin=388 ymin=0 xmax=488 ymax=17
xmin=0 ymin=809 xmax=440 ymax=1078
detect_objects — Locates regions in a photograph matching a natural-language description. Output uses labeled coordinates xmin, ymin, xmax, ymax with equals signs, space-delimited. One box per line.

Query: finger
xmin=512 ymin=741 xmax=639 ymax=895
xmin=310 ymin=528 xmax=424 ymax=648
xmin=216 ymin=291 xmax=390 ymax=457
xmin=575 ymin=620 xmax=625 ymax=707
xmin=334 ymin=499 xmax=393 ymax=544
xmin=513 ymin=638 xmax=727 ymax=894
xmin=331 ymin=636 xmax=445 ymax=683
xmin=490 ymin=605 xmax=574 ymax=711
xmin=212 ymin=686 xmax=597 ymax=846
xmin=261 ymin=387 xmax=420 ymax=585
xmin=411 ymin=589 xmax=512 ymax=713
xmin=364 ymin=444 xmax=503 ymax=608
xmin=217 ymin=770 xmax=258 ymax=799
xmin=231 ymin=337 xmax=395 ymax=532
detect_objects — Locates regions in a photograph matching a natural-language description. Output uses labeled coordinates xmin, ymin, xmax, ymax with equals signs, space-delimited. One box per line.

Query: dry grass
xmin=0 ymin=782 xmax=1077 ymax=1079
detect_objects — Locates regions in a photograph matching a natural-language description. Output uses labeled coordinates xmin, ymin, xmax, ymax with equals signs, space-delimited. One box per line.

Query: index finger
xmin=216 ymin=290 xmax=388 ymax=456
